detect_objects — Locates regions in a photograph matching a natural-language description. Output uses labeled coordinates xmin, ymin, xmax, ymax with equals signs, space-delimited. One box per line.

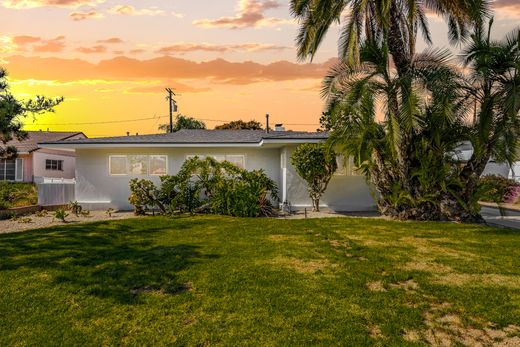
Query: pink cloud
xmin=32 ymin=36 xmax=66 ymax=52
xmin=2 ymin=0 xmax=102 ymax=9
xmin=97 ymin=37 xmax=124 ymax=44
xmin=69 ymin=10 xmax=103 ymax=21
xmin=109 ymin=5 xmax=165 ymax=16
xmin=76 ymin=45 xmax=106 ymax=54
xmin=193 ymin=0 xmax=288 ymax=29
xmin=156 ymin=42 xmax=289 ymax=55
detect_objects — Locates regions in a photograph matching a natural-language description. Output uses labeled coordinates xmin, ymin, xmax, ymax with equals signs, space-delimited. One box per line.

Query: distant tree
xmin=0 ymin=68 xmax=63 ymax=159
xmin=215 ymin=120 xmax=263 ymax=130
xmin=291 ymin=143 xmax=337 ymax=212
xmin=158 ymin=114 xmax=206 ymax=133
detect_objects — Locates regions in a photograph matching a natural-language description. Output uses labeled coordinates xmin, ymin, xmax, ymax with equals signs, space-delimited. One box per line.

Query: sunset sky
xmin=1 ymin=0 xmax=520 ymax=137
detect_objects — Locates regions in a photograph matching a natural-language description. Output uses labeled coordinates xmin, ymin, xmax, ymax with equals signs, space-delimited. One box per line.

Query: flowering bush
xmin=477 ymin=175 xmax=520 ymax=204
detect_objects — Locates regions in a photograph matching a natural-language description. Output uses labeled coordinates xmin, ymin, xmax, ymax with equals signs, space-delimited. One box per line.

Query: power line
xmin=21 ymin=114 xmax=319 ymax=127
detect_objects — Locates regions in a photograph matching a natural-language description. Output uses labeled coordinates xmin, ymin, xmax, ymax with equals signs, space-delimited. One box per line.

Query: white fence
xmin=36 ymin=177 xmax=76 ymax=206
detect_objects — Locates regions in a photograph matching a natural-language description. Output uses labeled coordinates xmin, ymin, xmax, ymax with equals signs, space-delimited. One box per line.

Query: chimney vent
xmin=265 ymin=113 xmax=270 ymax=133
xmin=274 ymin=124 xmax=285 ymax=132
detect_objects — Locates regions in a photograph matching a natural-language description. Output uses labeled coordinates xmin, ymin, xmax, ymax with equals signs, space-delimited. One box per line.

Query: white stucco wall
xmin=75 ymin=147 xmax=281 ymax=210
xmin=32 ymin=149 xmax=77 ymax=180
xmin=282 ymin=145 xmax=376 ymax=211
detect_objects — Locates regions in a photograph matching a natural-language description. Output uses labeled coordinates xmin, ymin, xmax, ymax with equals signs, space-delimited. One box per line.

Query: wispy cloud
xmin=9 ymin=35 xmax=67 ymax=52
xmin=193 ymin=0 xmax=290 ymax=29
xmin=494 ymin=0 xmax=520 ymax=17
xmin=3 ymin=55 xmax=336 ymax=85
xmin=97 ymin=37 xmax=124 ymax=44
xmin=2 ymin=0 xmax=103 ymax=9
xmin=156 ymin=42 xmax=289 ymax=55
xmin=76 ymin=45 xmax=106 ymax=54
xmin=69 ymin=10 xmax=103 ymax=21
xmin=109 ymin=5 xmax=165 ymax=16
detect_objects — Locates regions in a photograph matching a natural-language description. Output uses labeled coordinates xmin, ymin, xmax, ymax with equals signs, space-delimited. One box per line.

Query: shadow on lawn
xmin=0 ymin=220 xmax=219 ymax=304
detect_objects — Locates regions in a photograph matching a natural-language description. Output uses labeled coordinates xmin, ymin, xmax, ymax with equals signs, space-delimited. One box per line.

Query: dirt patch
xmin=389 ymin=279 xmax=419 ymax=291
xmin=434 ymin=273 xmax=520 ymax=289
xmin=403 ymin=329 xmax=421 ymax=342
xmin=402 ymin=259 xmax=453 ymax=274
xmin=329 ymin=239 xmax=351 ymax=249
xmin=405 ymin=302 xmax=520 ymax=346
xmin=369 ymin=325 xmax=383 ymax=339
xmin=366 ymin=281 xmax=386 ymax=292
xmin=265 ymin=256 xmax=335 ymax=274
xmin=267 ymin=234 xmax=312 ymax=245
xmin=347 ymin=235 xmax=389 ymax=247
xmin=131 ymin=282 xmax=193 ymax=296
xmin=399 ymin=236 xmax=479 ymax=260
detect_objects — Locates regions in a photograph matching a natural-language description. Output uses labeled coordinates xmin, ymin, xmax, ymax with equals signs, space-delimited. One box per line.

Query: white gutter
xmin=38 ymin=138 xmax=326 ymax=150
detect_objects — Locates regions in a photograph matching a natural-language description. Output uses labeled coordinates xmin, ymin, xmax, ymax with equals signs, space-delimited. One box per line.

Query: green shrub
xmin=68 ymin=201 xmax=82 ymax=216
xmin=130 ymin=157 xmax=279 ymax=218
xmin=128 ymin=179 xmax=165 ymax=215
xmin=53 ymin=209 xmax=68 ymax=222
xmin=477 ymin=175 xmax=520 ymax=203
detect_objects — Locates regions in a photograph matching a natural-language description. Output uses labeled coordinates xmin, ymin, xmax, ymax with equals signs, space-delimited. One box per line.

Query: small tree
xmin=158 ymin=114 xmax=206 ymax=133
xmin=215 ymin=120 xmax=263 ymax=130
xmin=291 ymin=143 xmax=337 ymax=212
xmin=1 ymin=68 xmax=63 ymax=159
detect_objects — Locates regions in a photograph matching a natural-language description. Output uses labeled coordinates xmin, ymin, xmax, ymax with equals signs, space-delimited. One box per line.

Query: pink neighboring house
xmin=0 ymin=131 xmax=86 ymax=182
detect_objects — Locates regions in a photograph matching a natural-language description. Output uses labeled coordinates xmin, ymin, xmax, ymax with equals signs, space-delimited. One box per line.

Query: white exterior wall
xmin=281 ymin=145 xmax=376 ymax=211
xmin=33 ymin=149 xmax=77 ymax=180
xmin=75 ymin=147 xmax=281 ymax=210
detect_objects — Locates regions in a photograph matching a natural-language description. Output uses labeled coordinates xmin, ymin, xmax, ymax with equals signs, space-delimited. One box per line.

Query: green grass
xmin=0 ymin=216 xmax=519 ymax=346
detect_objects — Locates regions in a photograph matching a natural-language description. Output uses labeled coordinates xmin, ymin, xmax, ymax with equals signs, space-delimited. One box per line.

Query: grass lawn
xmin=0 ymin=216 xmax=519 ymax=346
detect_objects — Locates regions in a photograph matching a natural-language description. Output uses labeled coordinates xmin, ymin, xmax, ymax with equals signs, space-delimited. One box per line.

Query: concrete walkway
xmin=481 ymin=205 xmax=520 ymax=230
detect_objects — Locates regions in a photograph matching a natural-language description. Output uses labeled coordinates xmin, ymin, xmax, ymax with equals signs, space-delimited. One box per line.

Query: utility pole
xmin=165 ymin=88 xmax=178 ymax=133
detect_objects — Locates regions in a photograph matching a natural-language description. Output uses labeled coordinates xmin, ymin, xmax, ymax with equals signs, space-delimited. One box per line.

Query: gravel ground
xmin=0 ymin=210 xmax=137 ymax=234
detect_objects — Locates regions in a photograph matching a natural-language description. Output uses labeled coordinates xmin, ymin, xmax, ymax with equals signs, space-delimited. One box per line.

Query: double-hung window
xmin=0 ymin=159 xmax=23 ymax=181
xmin=45 ymin=159 xmax=63 ymax=171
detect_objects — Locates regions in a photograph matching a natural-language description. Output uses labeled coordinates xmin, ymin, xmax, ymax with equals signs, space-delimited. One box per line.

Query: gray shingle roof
xmin=1 ymin=131 xmax=86 ymax=152
xmin=41 ymin=129 xmax=328 ymax=145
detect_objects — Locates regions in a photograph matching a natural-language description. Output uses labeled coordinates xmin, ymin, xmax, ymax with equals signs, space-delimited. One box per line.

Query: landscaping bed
xmin=0 ymin=182 xmax=38 ymax=210
xmin=0 ymin=216 xmax=519 ymax=345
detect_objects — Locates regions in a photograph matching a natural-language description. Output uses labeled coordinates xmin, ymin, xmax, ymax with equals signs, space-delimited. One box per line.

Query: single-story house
xmin=0 ymin=131 xmax=86 ymax=182
xmin=39 ymin=129 xmax=377 ymax=211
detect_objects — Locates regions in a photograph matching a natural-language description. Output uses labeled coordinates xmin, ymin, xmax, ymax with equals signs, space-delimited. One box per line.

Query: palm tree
xmin=457 ymin=21 xmax=520 ymax=215
xmin=324 ymin=39 xmax=470 ymax=219
xmin=291 ymin=0 xmax=489 ymax=197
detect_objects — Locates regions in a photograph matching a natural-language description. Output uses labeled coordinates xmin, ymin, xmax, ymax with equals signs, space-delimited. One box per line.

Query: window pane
xmin=226 ymin=155 xmax=245 ymax=169
xmin=335 ymin=155 xmax=346 ymax=175
xmin=110 ymin=156 xmax=127 ymax=175
xmin=0 ymin=160 xmax=5 ymax=180
xmin=5 ymin=159 xmax=15 ymax=180
xmin=150 ymin=155 xmax=167 ymax=176
xmin=15 ymin=158 xmax=23 ymax=181
xmin=211 ymin=155 xmax=226 ymax=162
xmin=128 ymin=155 xmax=148 ymax=175
xmin=57 ymin=160 xmax=63 ymax=171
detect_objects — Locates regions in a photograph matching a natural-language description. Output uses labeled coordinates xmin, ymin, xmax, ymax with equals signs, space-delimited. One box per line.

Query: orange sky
xmin=1 ymin=0 xmax=520 ymax=137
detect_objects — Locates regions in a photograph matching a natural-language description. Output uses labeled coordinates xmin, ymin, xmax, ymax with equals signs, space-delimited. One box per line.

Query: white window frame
xmin=109 ymin=155 xmax=168 ymax=176
xmin=109 ymin=155 xmax=129 ymax=176
xmin=15 ymin=158 xmax=23 ymax=182
xmin=149 ymin=155 xmax=168 ymax=176
xmin=45 ymin=159 xmax=63 ymax=171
